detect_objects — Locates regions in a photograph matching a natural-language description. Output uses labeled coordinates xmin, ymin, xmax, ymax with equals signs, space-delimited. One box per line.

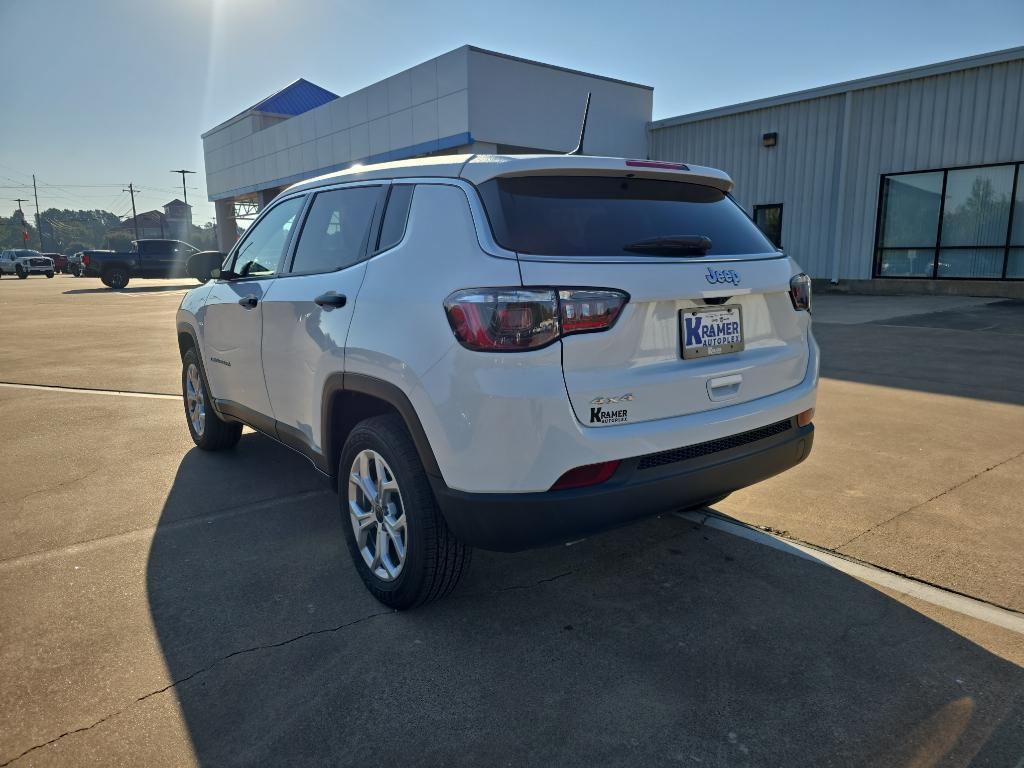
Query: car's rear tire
xmin=340 ymin=414 xmax=471 ymax=609
xmin=181 ymin=347 xmax=242 ymax=451
xmin=102 ymin=267 xmax=129 ymax=289
xmin=16 ymin=266 xmax=27 ymax=279
xmin=45 ymin=271 xmax=54 ymax=278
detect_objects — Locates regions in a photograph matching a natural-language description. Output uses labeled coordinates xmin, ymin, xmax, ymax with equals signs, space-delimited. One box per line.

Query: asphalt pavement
xmin=0 ymin=275 xmax=1021 ymax=766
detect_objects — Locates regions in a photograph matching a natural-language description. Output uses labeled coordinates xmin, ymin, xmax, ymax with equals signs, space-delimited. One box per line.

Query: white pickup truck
xmin=0 ymin=249 xmax=55 ymax=279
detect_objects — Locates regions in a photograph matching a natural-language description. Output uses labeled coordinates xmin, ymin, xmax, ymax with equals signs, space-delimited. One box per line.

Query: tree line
xmin=0 ymin=208 xmax=219 ymax=252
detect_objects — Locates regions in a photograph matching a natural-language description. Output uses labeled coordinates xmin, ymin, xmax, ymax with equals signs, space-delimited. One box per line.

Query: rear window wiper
xmin=623 ymin=235 xmax=712 ymax=256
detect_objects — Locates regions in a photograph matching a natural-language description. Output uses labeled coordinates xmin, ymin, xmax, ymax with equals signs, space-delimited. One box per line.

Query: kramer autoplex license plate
xmin=680 ymin=305 xmax=744 ymax=359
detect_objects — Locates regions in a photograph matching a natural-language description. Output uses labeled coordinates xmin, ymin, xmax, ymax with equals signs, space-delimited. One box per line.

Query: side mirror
xmin=187 ymin=251 xmax=226 ymax=281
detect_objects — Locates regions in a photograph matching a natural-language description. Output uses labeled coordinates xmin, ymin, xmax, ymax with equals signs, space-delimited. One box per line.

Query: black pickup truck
xmin=80 ymin=239 xmax=202 ymax=288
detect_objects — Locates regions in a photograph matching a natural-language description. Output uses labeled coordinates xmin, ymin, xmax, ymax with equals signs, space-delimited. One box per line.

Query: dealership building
xmin=202 ymin=45 xmax=1023 ymax=295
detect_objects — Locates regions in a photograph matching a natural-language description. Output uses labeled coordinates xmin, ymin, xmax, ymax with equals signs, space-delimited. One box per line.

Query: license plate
xmin=680 ymin=305 xmax=744 ymax=359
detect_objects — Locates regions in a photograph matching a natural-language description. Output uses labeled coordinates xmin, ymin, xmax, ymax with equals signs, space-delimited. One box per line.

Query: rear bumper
xmin=432 ymin=419 xmax=813 ymax=552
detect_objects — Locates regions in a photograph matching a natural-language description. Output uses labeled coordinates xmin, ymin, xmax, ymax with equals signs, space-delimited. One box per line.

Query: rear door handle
xmin=238 ymin=295 xmax=258 ymax=309
xmin=314 ymin=292 xmax=347 ymax=309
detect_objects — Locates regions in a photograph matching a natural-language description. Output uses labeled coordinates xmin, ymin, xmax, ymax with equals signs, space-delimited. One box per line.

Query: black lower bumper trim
xmin=431 ymin=422 xmax=813 ymax=552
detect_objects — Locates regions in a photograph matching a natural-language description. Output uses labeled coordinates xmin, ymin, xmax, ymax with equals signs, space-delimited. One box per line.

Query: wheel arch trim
xmin=322 ymin=373 xmax=443 ymax=487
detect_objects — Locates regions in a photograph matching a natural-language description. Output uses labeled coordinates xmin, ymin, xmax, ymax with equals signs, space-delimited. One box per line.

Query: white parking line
xmin=676 ymin=510 xmax=1024 ymax=635
xmin=0 ymin=381 xmax=178 ymax=400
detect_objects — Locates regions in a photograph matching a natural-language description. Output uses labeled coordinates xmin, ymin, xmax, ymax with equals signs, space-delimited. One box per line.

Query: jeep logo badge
xmin=705 ymin=267 xmax=741 ymax=286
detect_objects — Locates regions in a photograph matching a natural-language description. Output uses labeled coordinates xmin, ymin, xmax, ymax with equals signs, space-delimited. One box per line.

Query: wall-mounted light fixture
xmin=762 ymin=132 xmax=778 ymax=148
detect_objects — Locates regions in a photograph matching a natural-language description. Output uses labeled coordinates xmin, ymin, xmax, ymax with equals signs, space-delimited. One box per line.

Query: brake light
xmin=82 ymin=254 xmax=90 ymax=266
xmin=789 ymin=273 xmax=811 ymax=312
xmin=625 ymin=159 xmax=689 ymax=170
xmin=551 ymin=460 xmax=621 ymax=490
xmin=444 ymin=288 xmax=628 ymax=352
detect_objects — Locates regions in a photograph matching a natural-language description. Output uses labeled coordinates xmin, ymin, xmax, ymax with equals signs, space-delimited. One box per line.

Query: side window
xmin=376 ymin=184 xmax=414 ymax=252
xmin=753 ymin=204 xmax=783 ymax=248
xmin=290 ymin=186 xmax=382 ymax=274
xmin=230 ymin=196 xmax=304 ymax=278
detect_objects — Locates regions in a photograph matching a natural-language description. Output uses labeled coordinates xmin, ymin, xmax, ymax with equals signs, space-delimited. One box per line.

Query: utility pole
xmin=123 ymin=183 xmax=140 ymax=242
xmin=32 ymin=175 xmax=43 ymax=251
xmin=12 ymin=199 xmax=29 ymax=243
xmin=170 ymin=169 xmax=195 ymax=207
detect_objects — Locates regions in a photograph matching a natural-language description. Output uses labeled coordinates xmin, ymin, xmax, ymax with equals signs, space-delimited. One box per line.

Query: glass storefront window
xmin=878 ymin=249 xmax=936 ymax=277
xmin=1007 ymin=249 xmax=1024 ymax=279
xmin=878 ymin=172 xmax=943 ymax=247
xmin=940 ymin=165 xmax=1014 ymax=247
xmin=875 ymin=163 xmax=1022 ymax=280
xmin=937 ymin=248 xmax=1005 ymax=278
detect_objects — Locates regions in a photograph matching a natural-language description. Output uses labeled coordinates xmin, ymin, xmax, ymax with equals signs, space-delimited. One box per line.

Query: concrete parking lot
xmin=1 ymin=275 xmax=1022 ymax=766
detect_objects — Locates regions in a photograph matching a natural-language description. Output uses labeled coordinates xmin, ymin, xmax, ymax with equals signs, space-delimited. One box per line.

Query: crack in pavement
xmin=836 ymin=447 xmax=1024 ymax=551
xmin=0 ymin=560 xmax=609 ymax=765
xmin=0 ymin=609 xmax=394 ymax=767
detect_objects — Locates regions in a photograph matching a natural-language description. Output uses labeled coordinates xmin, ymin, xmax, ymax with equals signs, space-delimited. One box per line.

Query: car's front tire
xmin=181 ymin=347 xmax=242 ymax=451
xmin=340 ymin=414 xmax=471 ymax=609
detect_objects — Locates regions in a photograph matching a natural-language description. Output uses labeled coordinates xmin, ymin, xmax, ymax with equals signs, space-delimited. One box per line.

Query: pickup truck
xmin=80 ymin=239 xmax=201 ymax=288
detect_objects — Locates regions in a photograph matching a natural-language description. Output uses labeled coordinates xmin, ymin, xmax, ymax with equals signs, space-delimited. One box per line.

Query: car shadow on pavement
xmin=63 ymin=284 xmax=199 ymax=295
xmin=146 ymin=434 xmax=1024 ymax=767
xmin=815 ymin=301 xmax=1024 ymax=406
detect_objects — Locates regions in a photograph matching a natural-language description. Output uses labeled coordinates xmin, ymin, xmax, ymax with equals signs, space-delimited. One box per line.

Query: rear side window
xmin=477 ymin=176 xmax=775 ymax=257
xmin=376 ymin=184 xmax=414 ymax=252
xmin=291 ymin=186 xmax=382 ymax=274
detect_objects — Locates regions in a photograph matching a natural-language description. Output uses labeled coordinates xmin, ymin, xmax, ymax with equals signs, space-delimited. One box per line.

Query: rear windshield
xmin=477 ymin=176 xmax=775 ymax=257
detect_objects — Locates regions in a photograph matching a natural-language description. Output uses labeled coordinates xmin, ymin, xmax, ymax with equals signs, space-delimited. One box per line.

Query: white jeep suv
xmin=176 ymin=154 xmax=817 ymax=608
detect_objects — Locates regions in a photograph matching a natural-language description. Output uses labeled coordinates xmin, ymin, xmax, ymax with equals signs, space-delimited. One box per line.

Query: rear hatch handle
xmin=707 ymin=373 xmax=742 ymax=401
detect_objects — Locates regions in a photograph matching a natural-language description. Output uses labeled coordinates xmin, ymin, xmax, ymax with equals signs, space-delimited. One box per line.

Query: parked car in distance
xmin=80 ymin=239 xmax=200 ymax=288
xmin=39 ymin=253 xmax=68 ymax=273
xmin=0 ymin=249 xmax=55 ymax=278
xmin=176 ymin=154 xmax=818 ymax=609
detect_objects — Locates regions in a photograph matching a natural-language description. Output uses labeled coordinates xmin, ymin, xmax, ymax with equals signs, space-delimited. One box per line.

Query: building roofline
xmin=201 ymin=78 xmax=337 ymax=138
xmin=649 ymin=45 xmax=1024 ymax=129
xmin=465 ymin=45 xmax=653 ymax=90
xmin=203 ymin=45 xmax=653 ymax=139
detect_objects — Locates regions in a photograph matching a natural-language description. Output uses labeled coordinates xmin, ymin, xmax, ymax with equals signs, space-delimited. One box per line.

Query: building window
xmin=753 ymin=204 xmax=783 ymax=248
xmin=875 ymin=162 xmax=1022 ymax=280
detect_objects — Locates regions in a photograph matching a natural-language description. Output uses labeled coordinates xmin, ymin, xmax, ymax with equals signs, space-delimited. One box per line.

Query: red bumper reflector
xmin=551 ymin=460 xmax=621 ymax=491
xmin=797 ymin=408 xmax=814 ymax=427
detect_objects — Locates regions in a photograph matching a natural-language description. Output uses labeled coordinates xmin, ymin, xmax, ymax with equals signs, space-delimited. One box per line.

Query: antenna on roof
xmin=568 ymin=92 xmax=592 ymax=156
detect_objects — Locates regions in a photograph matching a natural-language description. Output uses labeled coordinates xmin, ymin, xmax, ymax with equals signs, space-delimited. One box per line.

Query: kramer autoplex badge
xmin=590 ymin=406 xmax=628 ymax=424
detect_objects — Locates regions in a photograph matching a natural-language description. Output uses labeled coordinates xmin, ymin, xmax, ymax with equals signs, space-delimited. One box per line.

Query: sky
xmin=0 ymin=0 xmax=1021 ymax=227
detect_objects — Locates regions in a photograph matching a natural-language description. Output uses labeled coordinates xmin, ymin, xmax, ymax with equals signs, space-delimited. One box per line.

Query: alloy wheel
xmin=185 ymin=363 xmax=206 ymax=436
xmin=348 ymin=449 xmax=407 ymax=581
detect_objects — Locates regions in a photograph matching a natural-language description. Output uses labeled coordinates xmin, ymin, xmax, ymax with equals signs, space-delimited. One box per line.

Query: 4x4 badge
xmin=590 ymin=393 xmax=634 ymax=406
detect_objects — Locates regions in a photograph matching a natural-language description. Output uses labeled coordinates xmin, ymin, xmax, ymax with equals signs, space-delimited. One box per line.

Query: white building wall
xmin=202 ymin=46 xmax=653 ymax=204
xmin=203 ymin=48 xmax=471 ymax=201
xmin=466 ymin=48 xmax=651 ymax=158
xmin=649 ymin=53 xmax=1024 ymax=280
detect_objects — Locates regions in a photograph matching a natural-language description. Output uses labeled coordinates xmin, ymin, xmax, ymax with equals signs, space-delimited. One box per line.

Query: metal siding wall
xmin=650 ymin=58 xmax=1024 ymax=279
xmin=648 ymin=94 xmax=844 ymax=277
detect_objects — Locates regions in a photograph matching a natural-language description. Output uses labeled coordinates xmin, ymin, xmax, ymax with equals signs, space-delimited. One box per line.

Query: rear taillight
xmin=550 ymin=460 xmax=621 ymax=490
xmin=444 ymin=288 xmax=628 ymax=352
xmin=82 ymin=254 xmax=90 ymax=266
xmin=789 ymin=273 xmax=811 ymax=312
